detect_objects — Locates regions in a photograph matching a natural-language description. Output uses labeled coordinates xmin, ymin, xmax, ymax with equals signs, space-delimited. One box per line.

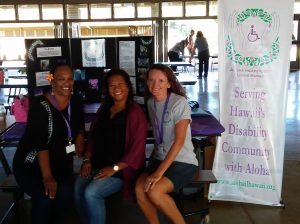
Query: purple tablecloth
xmin=0 ymin=122 xmax=26 ymax=140
xmin=0 ymin=114 xmax=225 ymax=141
xmin=191 ymin=115 xmax=225 ymax=136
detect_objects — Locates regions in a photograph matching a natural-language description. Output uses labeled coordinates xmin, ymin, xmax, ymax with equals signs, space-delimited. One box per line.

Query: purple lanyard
xmin=51 ymin=95 xmax=72 ymax=144
xmin=153 ymin=94 xmax=170 ymax=145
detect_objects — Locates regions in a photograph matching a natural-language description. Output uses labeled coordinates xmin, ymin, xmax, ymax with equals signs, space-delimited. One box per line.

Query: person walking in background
xmin=185 ymin=29 xmax=195 ymax=55
xmin=167 ymin=40 xmax=186 ymax=71
xmin=135 ymin=64 xmax=198 ymax=224
xmin=13 ymin=63 xmax=85 ymax=224
xmin=191 ymin=31 xmax=210 ymax=79
xmin=74 ymin=69 xmax=147 ymax=224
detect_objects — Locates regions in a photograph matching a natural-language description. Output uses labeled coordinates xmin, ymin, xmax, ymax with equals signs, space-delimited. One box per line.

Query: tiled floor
xmin=0 ymin=69 xmax=299 ymax=224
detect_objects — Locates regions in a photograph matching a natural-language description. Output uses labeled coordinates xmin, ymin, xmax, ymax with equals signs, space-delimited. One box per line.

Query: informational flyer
xmin=119 ymin=41 xmax=135 ymax=76
xmin=209 ymin=0 xmax=294 ymax=206
xmin=82 ymin=39 xmax=106 ymax=67
xmin=36 ymin=47 xmax=61 ymax=58
xmin=36 ymin=71 xmax=50 ymax=87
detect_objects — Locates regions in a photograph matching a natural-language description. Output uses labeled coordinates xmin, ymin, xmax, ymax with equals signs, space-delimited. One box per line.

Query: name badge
xmin=66 ymin=144 xmax=75 ymax=154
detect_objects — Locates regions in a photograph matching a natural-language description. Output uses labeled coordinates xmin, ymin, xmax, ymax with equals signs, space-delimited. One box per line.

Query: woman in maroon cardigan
xmin=74 ymin=69 xmax=147 ymax=224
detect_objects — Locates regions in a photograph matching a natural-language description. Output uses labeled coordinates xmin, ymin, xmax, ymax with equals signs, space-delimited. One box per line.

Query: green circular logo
xmin=226 ymin=9 xmax=279 ymax=66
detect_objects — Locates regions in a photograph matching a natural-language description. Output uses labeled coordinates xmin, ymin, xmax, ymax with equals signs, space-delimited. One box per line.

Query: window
xmin=295 ymin=0 xmax=300 ymax=14
xmin=209 ymin=1 xmax=218 ymax=16
xmin=0 ymin=5 xmax=15 ymax=21
xmin=42 ymin=4 xmax=63 ymax=20
xmin=113 ymin=3 xmax=135 ymax=18
xmin=18 ymin=5 xmax=39 ymax=20
xmin=137 ymin=2 xmax=159 ymax=18
xmin=0 ymin=23 xmax=54 ymax=60
xmin=168 ymin=19 xmax=218 ymax=55
xmin=90 ymin=3 xmax=112 ymax=19
xmin=66 ymin=4 xmax=88 ymax=20
xmin=185 ymin=1 xmax=206 ymax=17
xmin=162 ymin=2 xmax=183 ymax=17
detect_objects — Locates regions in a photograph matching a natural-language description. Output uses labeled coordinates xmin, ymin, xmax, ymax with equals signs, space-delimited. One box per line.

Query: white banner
xmin=209 ymin=0 xmax=294 ymax=206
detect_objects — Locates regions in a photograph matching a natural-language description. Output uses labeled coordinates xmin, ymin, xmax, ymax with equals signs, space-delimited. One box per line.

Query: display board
xmin=25 ymin=38 xmax=71 ymax=101
xmin=25 ymin=36 xmax=154 ymax=104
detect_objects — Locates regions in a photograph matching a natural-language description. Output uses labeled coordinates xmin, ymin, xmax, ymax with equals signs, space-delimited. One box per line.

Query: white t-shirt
xmin=147 ymin=93 xmax=198 ymax=166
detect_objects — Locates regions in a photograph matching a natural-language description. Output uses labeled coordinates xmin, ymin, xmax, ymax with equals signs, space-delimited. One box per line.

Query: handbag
xmin=11 ymin=95 xmax=29 ymax=122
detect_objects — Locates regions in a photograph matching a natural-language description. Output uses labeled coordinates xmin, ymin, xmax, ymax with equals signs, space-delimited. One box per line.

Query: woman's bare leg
xmin=147 ymin=177 xmax=186 ymax=224
xmin=135 ymin=174 xmax=160 ymax=224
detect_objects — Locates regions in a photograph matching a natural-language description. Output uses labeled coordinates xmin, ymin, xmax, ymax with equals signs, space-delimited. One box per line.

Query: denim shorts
xmin=145 ymin=160 xmax=197 ymax=192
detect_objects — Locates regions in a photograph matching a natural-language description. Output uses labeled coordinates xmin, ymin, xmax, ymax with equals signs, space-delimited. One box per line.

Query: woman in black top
xmin=74 ymin=69 xmax=147 ymax=224
xmin=13 ymin=63 xmax=85 ymax=224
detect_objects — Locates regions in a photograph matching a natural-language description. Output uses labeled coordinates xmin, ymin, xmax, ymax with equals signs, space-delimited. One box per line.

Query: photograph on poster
xmin=73 ymin=69 xmax=86 ymax=81
xmin=140 ymin=45 xmax=148 ymax=57
xmin=137 ymin=68 xmax=147 ymax=80
xmin=82 ymin=39 xmax=106 ymax=67
xmin=138 ymin=57 xmax=149 ymax=67
xmin=86 ymin=78 xmax=100 ymax=102
xmin=40 ymin=59 xmax=50 ymax=70
xmin=36 ymin=71 xmax=51 ymax=87
xmin=88 ymin=79 xmax=99 ymax=90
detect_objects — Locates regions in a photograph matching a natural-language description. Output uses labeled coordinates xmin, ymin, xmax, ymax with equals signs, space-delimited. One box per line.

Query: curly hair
xmin=145 ymin=64 xmax=186 ymax=99
xmin=49 ymin=61 xmax=71 ymax=75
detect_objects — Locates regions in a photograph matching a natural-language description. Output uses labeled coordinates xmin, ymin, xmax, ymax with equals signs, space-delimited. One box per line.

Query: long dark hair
xmin=102 ymin=69 xmax=134 ymax=110
xmin=145 ymin=64 xmax=186 ymax=99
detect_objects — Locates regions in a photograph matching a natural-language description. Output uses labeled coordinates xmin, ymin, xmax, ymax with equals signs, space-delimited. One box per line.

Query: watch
xmin=113 ymin=164 xmax=120 ymax=172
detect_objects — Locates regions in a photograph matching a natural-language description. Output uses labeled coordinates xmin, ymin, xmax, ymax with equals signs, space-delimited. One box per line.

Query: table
xmin=177 ymin=73 xmax=198 ymax=86
xmin=191 ymin=114 xmax=224 ymax=136
xmin=157 ymin=61 xmax=194 ymax=67
xmin=156 ymin=61 xmax=194 ymax=72
xmin=0 ymin=81 xmax=28 ymax=89
xmin=0 ymin=118 xmax=25 ymax=176
xmin=0 ymin=116 xmax=16 ymax=133
xmin=0 ymin=112 xmax=224 ymax=176
xmin=179 ymin=80 xmax=197 ymax=85
xmin=0 ymin=84 xmax=28 ymax=89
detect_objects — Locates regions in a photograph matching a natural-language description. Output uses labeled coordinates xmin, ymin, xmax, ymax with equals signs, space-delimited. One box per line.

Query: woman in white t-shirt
xmin=135 ymin=64 xmax=198 ymax=224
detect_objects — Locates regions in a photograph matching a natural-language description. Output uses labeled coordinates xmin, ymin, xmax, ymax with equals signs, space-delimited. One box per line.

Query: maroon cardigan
xmin=86 ymin=103 xmax=147 ymax=202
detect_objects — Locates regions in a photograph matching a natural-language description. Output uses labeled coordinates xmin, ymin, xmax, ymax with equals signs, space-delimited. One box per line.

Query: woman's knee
xmin=135 ymin=175 xmax=148 ymax=201
xmin=146 ymin=188 xmax=163 ymax=206
xmin=84 ymin=187 xmax=101 ymax=202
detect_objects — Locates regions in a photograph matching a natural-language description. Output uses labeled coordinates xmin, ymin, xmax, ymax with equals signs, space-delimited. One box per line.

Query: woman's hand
xmin=144 ymin=172 xmax=163 ymax=192
xmin=43 ymin=176 xmax=57 ymax=199
xmin=80 ymin=161 xmax=92 ymax=178
xmin=94 ymin=166 xmax=116 ymax=180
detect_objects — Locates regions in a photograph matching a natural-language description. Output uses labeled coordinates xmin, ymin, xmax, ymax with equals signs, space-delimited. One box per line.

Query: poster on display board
xmin=119 ymin=41 xmax=136 ymax=76
xmin=81 ymin=39 xmax=106 ymax=67
xmin=36 ymin=47 xmax=62 ymax=58
xmin=209 ymin=0 xmax=294 ymax=206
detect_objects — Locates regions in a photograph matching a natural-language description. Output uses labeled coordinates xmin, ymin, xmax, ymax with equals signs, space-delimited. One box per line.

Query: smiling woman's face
xmin=108 ymin=74 xmax=129 ymax=103
xmin=52 ymin=65 xmax=74 ymax=97
xmin=147 ymin=69 xmax=170 ymax=101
